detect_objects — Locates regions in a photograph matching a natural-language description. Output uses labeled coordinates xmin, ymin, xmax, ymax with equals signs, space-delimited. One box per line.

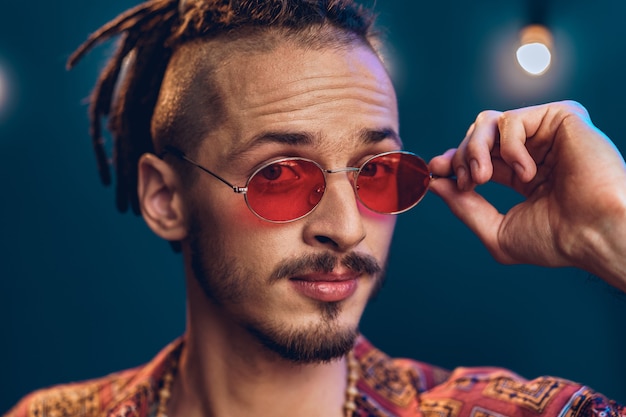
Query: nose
xmin=301 ymin=172 xmax=366 ymax=252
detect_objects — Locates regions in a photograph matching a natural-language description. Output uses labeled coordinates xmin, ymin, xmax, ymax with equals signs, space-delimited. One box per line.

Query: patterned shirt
xmin=5 ymin=336 xmax=624 ymax=417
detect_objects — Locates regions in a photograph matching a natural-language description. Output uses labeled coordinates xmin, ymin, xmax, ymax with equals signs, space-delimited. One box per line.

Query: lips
xmin=290 ymin=273 xmax=359 ymax=302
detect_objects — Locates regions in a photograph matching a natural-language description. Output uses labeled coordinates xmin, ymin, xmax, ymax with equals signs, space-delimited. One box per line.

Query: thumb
xmin=429 ymin=178 xmax=510 ymax=263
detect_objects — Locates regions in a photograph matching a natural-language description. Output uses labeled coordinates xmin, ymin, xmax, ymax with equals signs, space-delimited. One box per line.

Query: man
xmin=5 ymin=0 xmax=626 ymax=416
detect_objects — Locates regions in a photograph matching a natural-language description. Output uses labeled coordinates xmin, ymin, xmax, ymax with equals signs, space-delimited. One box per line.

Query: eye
xmin=259 ymin=161 xmax=300 ymax=182
xmin=360 ymin=162 xmax=378 ymax=177
xmin=260 ymin=164 xmax=285 ymax=180
xmin=360 ymin=158 xmax=395 ymax=178
xmin=249 ymin=160 xmax=310 ymax=195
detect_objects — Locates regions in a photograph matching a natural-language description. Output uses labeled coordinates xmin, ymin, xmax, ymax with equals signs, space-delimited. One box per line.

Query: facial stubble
xmin=188 ymin=216 xmax=386 ymax=364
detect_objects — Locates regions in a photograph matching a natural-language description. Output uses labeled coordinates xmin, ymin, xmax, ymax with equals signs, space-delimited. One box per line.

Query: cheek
xmin=192 ymin=186 xmax=261 ymax=230
xmin=363 ymin=213 xmax=397 ymax=257
xmin=187 ymin=189 xmax=265 ymax=255
xmin=208 ymin=200 xmax=300 ymax=264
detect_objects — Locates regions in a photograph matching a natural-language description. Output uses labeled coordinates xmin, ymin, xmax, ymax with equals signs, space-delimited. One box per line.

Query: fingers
xmin=429 ymin=148 xmax=456 ymax=177
xmin=452 ymin=111 xmax=499 ymax=190
xmin=447 ymin=101 xmax=592 ymax=191
xmin=451 ymin=109 xmax=534 ymax=191
xmin=496 ymin=111 xmax=538 ymax=183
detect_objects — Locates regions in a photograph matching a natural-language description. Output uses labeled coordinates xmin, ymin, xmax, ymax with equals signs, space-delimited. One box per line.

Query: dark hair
xmin=67 ymin=0 xmax=379 ymax=215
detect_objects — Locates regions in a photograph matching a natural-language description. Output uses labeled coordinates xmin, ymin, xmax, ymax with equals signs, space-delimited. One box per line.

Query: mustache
xmin=269 ymin=252 xmax=382 ymax=283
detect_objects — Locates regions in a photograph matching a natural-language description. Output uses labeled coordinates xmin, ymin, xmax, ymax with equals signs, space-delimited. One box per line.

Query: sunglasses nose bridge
xmin=315 ymin=166 xmax=362 ymax=210
xmin=323 ymin=167 xmax=361 ymax=174
xmin=321 ymin=166 xmax=361 ymax=191
xmin=309 ymin=166 xmax=364 ymax=221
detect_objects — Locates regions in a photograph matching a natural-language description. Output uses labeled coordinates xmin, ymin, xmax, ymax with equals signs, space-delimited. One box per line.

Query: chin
xmin=244 ymin=304 xmax=360 ymax=363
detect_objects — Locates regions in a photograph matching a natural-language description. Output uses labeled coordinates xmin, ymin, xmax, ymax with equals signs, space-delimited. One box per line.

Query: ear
xmin=138 ymin=153 xmax=188 ymax=242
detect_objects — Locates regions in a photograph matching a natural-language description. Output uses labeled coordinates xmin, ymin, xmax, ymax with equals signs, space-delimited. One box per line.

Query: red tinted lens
xmin=246 ymin=159 xmax=325 ymax=222
xmin=356 ymin=152 xmax=430 ymax=214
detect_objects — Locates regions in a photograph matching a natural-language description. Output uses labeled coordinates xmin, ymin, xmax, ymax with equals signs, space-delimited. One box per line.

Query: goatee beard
xmin=249 ymin=251 xmax=382 ymax=363
xmin=245 ymin=313 xmax=359 ymax=363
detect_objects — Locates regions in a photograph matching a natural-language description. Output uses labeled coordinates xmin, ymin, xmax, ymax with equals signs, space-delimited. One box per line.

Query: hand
xmin=429 ymin=101 xmax=626 ymax=291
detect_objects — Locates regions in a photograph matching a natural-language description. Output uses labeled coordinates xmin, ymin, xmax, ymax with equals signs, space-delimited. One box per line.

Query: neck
xmin=168 ymin=279 xmax=353 ymax=417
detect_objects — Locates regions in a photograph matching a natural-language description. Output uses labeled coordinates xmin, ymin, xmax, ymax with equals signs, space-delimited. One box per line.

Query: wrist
xmin=564 ymin=192 xmax=626 ymax=292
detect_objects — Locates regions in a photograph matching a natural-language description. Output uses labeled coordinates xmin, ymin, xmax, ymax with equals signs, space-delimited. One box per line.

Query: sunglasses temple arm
xmin=430 ymin=173 xmax=457 ymax=180
xmin=161 ymin=145 xmax=247 ymax=193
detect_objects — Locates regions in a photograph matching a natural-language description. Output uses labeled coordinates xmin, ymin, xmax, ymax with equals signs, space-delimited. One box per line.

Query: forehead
xmin=196 ymin=38 xmax=399 ymax=163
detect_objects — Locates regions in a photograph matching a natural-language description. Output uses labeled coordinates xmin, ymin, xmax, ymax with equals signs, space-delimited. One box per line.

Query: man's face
xmin=180 ymin=37 xmax=399 ymax=362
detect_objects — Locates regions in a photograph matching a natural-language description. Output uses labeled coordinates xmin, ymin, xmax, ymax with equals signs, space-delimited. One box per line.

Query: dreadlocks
xmin=67 ymin=0 xmax=378 ymax=215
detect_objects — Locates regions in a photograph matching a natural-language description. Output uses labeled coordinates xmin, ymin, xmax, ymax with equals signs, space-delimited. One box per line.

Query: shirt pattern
xmin=4 ymin=337 xmax=624 ymax=417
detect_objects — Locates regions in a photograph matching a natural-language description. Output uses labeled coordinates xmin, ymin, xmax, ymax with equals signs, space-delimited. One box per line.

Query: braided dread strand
xmin=110 ymin=13 xmax=178 ymax=214
xmin=68 ymin=0 xmax=179 ymax=213
xmin=68 ymin=0 xmax=377 ymax=217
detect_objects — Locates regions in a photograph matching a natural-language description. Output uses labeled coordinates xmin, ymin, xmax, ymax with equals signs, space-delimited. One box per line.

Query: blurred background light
xmin=0 ymin=62 xmax=9 ymax=118
xmin=516 ymin=24 xmax=553 ymax=75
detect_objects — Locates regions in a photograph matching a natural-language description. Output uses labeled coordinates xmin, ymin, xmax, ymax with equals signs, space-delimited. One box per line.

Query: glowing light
xmin=0 ymin=64 xmax=8 ymax=116
xmin=516 ymin=42 xmax=552 ymax=75
xmin=516 ymin=24 xmax=553 ymax=76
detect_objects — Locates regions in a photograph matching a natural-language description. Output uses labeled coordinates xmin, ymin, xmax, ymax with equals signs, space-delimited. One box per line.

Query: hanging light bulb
xmin=516 ymin=24 xmax=553 ymax=76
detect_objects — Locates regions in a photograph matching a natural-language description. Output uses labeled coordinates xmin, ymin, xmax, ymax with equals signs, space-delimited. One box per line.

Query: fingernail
xmin=513 ymin=162 xmax=524 ymax=177
xmin=456 ymin=166 xmax=467 ymax=189
xmin=470 ymin=159 xmax=479 ymax=177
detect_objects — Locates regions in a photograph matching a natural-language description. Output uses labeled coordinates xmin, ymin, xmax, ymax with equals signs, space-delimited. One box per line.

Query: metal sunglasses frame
xmin=161 ymin=145 xmax=432 ymax=223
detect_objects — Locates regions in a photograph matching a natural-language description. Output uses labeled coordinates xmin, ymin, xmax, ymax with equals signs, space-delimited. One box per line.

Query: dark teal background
xmin=1 ymin=0 xmax=625 ymax=411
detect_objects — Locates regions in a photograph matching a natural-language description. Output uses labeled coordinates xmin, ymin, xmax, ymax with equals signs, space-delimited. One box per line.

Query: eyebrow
xmin=227 ymin=127 xmax=402 ymax=163
xmin=359 ymin=128 xmax=403 ymax=147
